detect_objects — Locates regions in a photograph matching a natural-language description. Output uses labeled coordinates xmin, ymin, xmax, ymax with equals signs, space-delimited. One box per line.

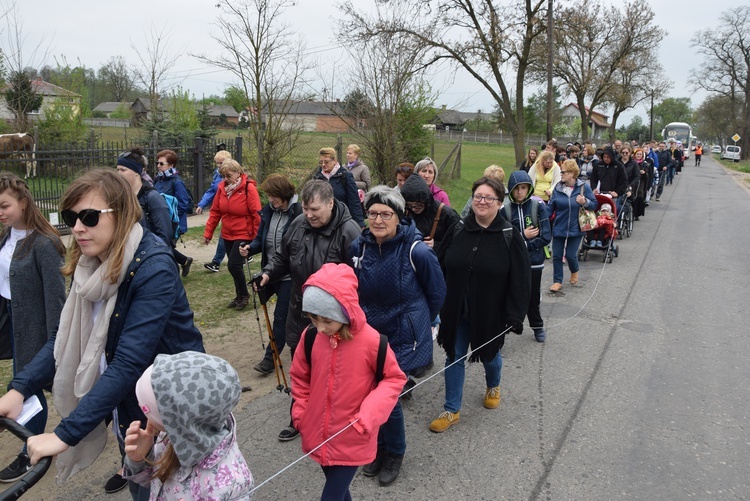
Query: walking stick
xmin=240 ymin=243 xmax=291 ymax=395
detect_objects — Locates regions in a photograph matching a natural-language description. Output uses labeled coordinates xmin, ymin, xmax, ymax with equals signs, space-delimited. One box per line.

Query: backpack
xmin=162 ymin=176 xmax=194 ymax=215
xmin=303 ymin=325 xmax=388 ymax=384
xmin=160 ymin=193 xmax=181 ymax=241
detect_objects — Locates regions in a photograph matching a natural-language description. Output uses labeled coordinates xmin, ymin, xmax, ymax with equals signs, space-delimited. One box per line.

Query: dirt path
xmin=0 ymin=213 xmax=291 ymax=500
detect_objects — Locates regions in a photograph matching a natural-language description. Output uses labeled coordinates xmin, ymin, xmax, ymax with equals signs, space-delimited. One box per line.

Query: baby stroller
xmin=579 ymin=194 xmax=619 ymax=263
xmin=617 ymin=190 xmax=635 ymax=239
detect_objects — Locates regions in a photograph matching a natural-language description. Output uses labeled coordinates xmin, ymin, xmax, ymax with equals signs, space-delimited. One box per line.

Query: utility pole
xmin=649 ymin=91 xmax=654 ymax=140
xmin=546 ymin=0 xmax=554 ymax=141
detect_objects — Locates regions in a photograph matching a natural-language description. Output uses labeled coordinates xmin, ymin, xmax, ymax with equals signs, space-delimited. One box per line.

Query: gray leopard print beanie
xmin=150 ymin=351 xmax=241 ymax=467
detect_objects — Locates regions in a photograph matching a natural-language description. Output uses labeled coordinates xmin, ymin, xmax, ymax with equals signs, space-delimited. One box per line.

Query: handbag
xmin=577 ymin=186 xmax=598 ymax=231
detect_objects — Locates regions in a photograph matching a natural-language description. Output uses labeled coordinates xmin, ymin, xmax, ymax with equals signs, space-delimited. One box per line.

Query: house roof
xmin=565 ymin=103 xmax=610 ymax=128
xmin=93 ymin=101 xmax=129 ymax=113
xmin=31 ymin=78 xmax=80 ymax=98
xmin=205 ymin=104 xmax=239 ymax=118
xmin=434 ymin=108 xmax=495 ymax=126
xmin=281 ymin=100 xmax=345 ymax=116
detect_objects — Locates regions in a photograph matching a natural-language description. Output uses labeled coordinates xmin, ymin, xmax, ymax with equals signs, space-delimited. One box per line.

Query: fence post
xmin=194 ymin=137 xmax=205 ymax=197
xmin=335 ymin=134 xmax=343 ymax=162
xmin=257 ymin=128 xmax=264 ymax=180
xmin=235 ymin=134 xmax=243 ymax=169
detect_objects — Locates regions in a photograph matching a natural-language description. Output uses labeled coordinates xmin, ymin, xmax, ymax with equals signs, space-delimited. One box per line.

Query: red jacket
xmin=204 ymin=174 xmax=261 ymax=242
xmin=290 ymin=263 xmax=406 ymax=466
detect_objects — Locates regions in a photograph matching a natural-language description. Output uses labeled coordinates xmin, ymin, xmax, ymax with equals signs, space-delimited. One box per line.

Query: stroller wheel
xmin=614 ymin=245 xmax=619 ymax=257
xmin=582 ymin=248 xmax=588 ymax=261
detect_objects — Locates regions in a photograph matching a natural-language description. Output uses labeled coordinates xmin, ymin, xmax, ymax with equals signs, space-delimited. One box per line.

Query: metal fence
xmin=0 ymin=134 xmax=242 ymax=232
xmin=434 ymin=129 xmax=585 ymax=148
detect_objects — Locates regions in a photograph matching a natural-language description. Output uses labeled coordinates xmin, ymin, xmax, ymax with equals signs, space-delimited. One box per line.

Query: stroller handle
xmin=0 ymin=417 xmax=52 ymax=501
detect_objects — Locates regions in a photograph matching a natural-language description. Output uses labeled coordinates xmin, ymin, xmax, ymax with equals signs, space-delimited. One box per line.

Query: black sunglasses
xmin=61 ymin=208 xmax=115 ymax=228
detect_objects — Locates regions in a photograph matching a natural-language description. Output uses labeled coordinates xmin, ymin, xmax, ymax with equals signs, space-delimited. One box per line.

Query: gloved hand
xmin=508 ymin=321 xmax=524 ymax=335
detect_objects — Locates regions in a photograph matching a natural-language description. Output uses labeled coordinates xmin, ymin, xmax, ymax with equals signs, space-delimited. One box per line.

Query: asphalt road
xmin=242 ymin=155 xmax=750 ymax=500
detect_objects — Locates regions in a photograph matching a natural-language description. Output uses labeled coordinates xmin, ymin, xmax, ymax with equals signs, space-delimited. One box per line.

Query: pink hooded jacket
xmin=290 ymin=263 xmax=406 ymax=466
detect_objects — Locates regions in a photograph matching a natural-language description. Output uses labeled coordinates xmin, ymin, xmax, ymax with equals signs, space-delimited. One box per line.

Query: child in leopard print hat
xmin=123 ymin=351 xmax=253 ymax=499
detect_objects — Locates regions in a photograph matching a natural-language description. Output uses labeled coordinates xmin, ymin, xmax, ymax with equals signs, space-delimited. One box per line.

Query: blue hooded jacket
xmin=504 ymin=170 xmax=552 ymax=268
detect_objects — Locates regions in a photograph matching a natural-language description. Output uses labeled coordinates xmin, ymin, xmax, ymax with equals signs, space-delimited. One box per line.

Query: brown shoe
xmin=235 ymin=295 xmax=250 ymax=310
xmin=570 ymin=272 xmax=579 ymax=285
xmin=550 ymin=283 xmax=562 ymax=292
xmin=226 ymin=297 xmax=239 ymax=308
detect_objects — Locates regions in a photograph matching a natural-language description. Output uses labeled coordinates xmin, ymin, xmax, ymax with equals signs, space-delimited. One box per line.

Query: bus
xmin=662 ymin=122 xmax=693 ymax=159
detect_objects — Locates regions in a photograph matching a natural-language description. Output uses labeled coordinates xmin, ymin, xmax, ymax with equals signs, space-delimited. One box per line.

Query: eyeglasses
xmin=405 ymin=202 xmax=425 ymax=211
xmin=395 ymin=166 xmax=413 ymax=173
xmin=366 ymin=210 xmax=395 ymax=221
xmin=472 ymin=194 xmax=500 ymax=203
xmin=560 ymin=170 xmax=570 ymax=174
xmin=319 ymin=159 xmax=334 ymax=165
xmin=61 ymin=208 xmax=115 ymax=228
xmin=156 ymin=162 xmax=169 ymax=167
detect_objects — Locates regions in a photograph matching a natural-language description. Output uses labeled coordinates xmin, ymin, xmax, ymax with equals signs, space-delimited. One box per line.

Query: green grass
xmin=715 ymin=154 xmax=750 ymax=173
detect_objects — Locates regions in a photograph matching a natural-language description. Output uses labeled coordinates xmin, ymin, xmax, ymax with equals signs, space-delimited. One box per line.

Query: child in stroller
xmin=589 ymin=203 xmax=615 ymax=248
xmin=579 ymin=194 xmax=619 ymax=263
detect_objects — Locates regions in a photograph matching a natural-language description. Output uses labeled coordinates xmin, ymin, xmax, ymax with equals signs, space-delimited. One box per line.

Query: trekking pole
xmin=255 ymin=284 xmax=291 ymax=395
xmin=240 ymin=242 xmax=266 ymax=352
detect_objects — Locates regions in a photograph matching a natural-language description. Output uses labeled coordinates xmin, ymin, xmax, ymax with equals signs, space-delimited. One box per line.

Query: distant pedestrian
xmin=197 ymin=149 xmax=233 ymax=273
xmin=154 ymin=149 xmax=194 ymax=277
xmin=314 ymin=147 xmax=365 ymax=228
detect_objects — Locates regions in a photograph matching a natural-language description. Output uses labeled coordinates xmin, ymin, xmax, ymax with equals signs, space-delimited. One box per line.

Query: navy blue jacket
xmin=547 ymin=179 xmax=598 ymax=238
xmin=197 ymin=168 xmax=222 ymax=210
xmin=248 ymin=200 xmax=302 ymax=268
xmin=314 ymin=166 xmax=365 ymax=228
xmin=350 ymin=220 xmax=445 ymax=372
xmin=504 ymin=170 xmax=552 ymax=268
xmin=10 ymin=231 xmax=204 ymax=445
xmin=155 ymin=171 xmax=191 ymax=234
xmin=137 ymin=185 xmax=173 ymax=246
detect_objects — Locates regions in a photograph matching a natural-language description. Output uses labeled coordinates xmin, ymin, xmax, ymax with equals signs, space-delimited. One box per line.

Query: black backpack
xmin=303 ymin=325 xmax=388 ymax=383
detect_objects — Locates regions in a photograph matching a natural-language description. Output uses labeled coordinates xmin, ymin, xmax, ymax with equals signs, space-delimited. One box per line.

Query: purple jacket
xmin=429 ymin=183 xmax=451 ymax=206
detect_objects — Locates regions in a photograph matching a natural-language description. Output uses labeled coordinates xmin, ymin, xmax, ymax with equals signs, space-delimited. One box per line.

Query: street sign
xmin=732 ymin=134 xmax=741 ymax=143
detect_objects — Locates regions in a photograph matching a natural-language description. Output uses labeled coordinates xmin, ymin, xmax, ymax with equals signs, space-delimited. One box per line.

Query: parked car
xmin=711 ymin=145 xmax=721 ymax=154
xmin=721 ymin=145 xmax=741 ymax=162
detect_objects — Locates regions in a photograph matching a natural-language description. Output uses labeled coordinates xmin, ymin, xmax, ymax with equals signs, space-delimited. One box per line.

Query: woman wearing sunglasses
xmin=154 ymin=149 xmax=194 ymax=277
xmin=0 ymin=173 xmax=66 ymax=482
xmin=0 ymin=169 xmax=204 ymax=497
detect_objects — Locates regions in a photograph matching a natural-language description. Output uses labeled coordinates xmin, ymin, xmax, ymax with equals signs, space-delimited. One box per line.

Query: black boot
xmin=362 ymin=449 xmax=386 ymax=477
xmin=378 ymin=453 xmax=403 ymax=486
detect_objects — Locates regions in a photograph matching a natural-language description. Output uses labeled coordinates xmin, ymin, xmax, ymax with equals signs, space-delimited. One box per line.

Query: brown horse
xmin=0 ymin=133 xmax=37 ymax=178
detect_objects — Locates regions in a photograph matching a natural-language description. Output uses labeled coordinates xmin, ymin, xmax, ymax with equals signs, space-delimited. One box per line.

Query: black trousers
xmin=224 ymin=239 xmax=249 ymax=298
xmin=527 ymin=268 xmax=543 ymax=330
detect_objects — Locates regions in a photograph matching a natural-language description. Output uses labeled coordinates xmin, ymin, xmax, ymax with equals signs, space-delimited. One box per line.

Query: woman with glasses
xmin=415 ymin=157 xmax=450 ymax=206
xmin=400 ymin=174 xmax=459 ymax=249
xmin=203 ymin=159 xmax=262 ymax=311
xmin=0 ymin=170 xmax=204 ymax=497
xmin=547 ymin=160 xmax=597 ymax=292
xmin=115 ymin=148 xmax=173 ymax=248
xmin=350 ymin=186 xmax=445 ymax=486
xmin=154 ymin=149 xmax=193 ymax=277
xmin=429 ymin=177 xmax=530 ymax=434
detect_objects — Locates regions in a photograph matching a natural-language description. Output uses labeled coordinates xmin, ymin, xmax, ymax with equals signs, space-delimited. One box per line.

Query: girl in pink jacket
xmin=290 ymin=263 xmax=406 ymax=500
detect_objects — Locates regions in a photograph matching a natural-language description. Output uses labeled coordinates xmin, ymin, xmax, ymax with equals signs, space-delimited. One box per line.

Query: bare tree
xmin=334 ymin=6 xmax=436 ymax=180
xmin=1 ymin=1 xmax=49 ymax=131
xmin=605 ymin=59 xmax=670 ymax=142
xmin=131 ymin=24 xmax=181 ymax=119
xmin=98 ymin=56 xmax=136 ymax=102
xmin=342 ymin=0 xmax=547 ymax=164
xmin=533 ymin=0 xmax=663 ymax=142
xmin=196 ymin=0 xmax=309 ymax=180
xmin=690 ymin=6 xmax=750 ymax=158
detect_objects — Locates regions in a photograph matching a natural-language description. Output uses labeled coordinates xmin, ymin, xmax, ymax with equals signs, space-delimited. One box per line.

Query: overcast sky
xmin=7 ymin=0 xmax=747 ymax=126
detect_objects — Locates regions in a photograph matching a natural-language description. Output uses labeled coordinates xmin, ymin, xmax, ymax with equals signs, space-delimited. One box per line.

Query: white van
xmin=721 ymin=145 xmax=741 ymax=162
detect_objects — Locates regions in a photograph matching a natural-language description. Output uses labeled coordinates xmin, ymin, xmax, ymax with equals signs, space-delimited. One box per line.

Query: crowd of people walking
xmin=0 ymin=137 xmax=689 ymax=500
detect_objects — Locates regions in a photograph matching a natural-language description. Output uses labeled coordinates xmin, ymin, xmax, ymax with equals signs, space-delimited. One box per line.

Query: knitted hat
xmin=117 ymin=155 xmax=143 ymax=175
xmin=135 ymin=365 xmax=162 ymax=430
xmin=601 ymin=203 xmax=612 ymax=213
xmin=302 ymin=285 xmax=349 ymax=324
xmin=149 ymin=351 xmax=241 ymax=467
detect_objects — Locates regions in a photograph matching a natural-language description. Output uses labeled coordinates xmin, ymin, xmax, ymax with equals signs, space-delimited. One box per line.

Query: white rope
xmin=248 ymin=325 xmax=513 ymax=495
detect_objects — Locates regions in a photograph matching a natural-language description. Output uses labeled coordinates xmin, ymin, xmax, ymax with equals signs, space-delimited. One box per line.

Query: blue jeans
xmin=667 ymin=165 xmax=676 ymax=185
xmin=377 ymin=400 xmax=406 ymax=456
xmin=321 ymin=465 xmax=357 ymax=501
xmin=212 ymin=237 xmax=226 ymax=265
xmin=7 ymin=303 xmax=48 ymax=452
xmin=552 ymin=235 xmax=583 ymax=285
xmin=261 ymin=280 xmax=292 ymax=362
xmin=128 ymin=480 xmax=150 ymax=501
xmin=444 ymin=316 xmax=502 ymax=413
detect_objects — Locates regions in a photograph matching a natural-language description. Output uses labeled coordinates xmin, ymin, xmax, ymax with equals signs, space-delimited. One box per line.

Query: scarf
xmin=225 ymin=177 xmax=242 ymax=199
xmin=156 ymin=167 xmax=179 ymax=180
xmin=52 ymin=224 xmax=143 ymax=484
